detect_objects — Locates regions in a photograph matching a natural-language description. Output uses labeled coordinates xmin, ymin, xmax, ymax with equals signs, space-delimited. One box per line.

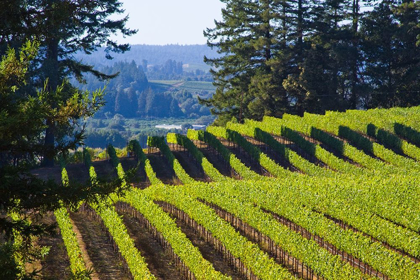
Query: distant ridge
xmin=75 ymin=44 xmax=220 ymax=68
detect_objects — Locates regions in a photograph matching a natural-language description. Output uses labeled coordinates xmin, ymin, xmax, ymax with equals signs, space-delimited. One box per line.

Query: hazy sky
xmin=111 ymin=0 xmax=225 ymax=45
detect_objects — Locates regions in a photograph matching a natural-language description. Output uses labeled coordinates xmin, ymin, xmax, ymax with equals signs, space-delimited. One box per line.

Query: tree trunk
xmin=297 ymin=0 xmax=303 ymax=56
xmin=43 ymin=119 xmax=55 ymax=167
xmin=350 ymin=0 xmax=360 ymax=109
xmin=42 ymin=37 xmax=59 ymax=167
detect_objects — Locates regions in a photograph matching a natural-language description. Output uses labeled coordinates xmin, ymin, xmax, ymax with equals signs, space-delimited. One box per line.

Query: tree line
xmin=74 ymin=44 xmax=220 ymax=68
xmin=0 ymin=1 xmax=135 ymax=278
xmin=202 ymin=0 xmax=420 ymax=125
xmin=76 ymin=60 xmax=212 ymax=119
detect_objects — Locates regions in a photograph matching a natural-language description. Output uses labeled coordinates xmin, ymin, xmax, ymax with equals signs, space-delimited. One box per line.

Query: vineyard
xmin=32 ymin=106 xmax=420 ymax=280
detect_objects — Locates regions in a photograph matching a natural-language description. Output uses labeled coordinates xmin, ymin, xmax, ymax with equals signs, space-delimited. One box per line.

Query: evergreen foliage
xmin=0 ymin=0 xmax=137 ymax=166
xmin=203 ymin=0 xmax=420 ymax=124
xmin=0 ymin=40 xmax=126 ymax=280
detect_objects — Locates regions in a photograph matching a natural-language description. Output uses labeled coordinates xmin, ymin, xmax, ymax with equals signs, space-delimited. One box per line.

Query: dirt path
xmin=118 ymin=211 xmax=183 ymax=280
xmin=37 ymin=213 xmax=72 ymax=280
xmin=70 ymin=211 xmax=131 ymax=280
xmin=171 ymin=213 xmax=243 ymax=279
xmin=171 ymin=81 xmax=185 ymax=88
xmin=69 ymin=218 xmax=100 ymax=280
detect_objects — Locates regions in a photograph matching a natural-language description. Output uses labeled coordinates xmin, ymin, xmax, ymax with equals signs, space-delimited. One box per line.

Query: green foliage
xmin=128 ymin=140 xmax=162 ymax=185
xmin=83 ymin=150 xmax=156 ymax=279
xmin=196 ymin=179 xmax=420 ymax=279
xmin=106 ymin=144 xmax=120 ymax=168
xmin=394 ymin=122 xmax=420 ymax=147
xmin=0 ymin=41 xmax=44 ymax=167
xmin=167 ymin=133 xmax=228 ymax=182
xmin=361 ymin=1 xmax=420 ymax=108
xmin=202 ymin=0 xmax=420 ymax=123
xmin=203 ymin=0 xmax=293 ymax=122
xmin=78 ymin=107 xmax=420 ymax=279
xmin=109 ymin=148 xmax=229 ymax=279
xmin=0 ymin=39 xmax=128 ymax=277
xmin=122 ymin=188 xmax=230 ymax=280
xmin=0 ymin=41 xmax=69 ymax=278
xmin=0 ymin=0 xmax=137 ymax=166
xmin=274 ymin=114 xmax=397 ymax=174
xmin=146 ymin=185 xmax=297 ymax=280
xmin=227 ymin=121 xmax=332 ymax=177
xmin=55 ymin=168 xmax=90 ymax=279
xmin=188 ymin=129 xmax=259 ymax=180
xmin=36 ymin=106 xmax=420 ymax=279
xmin=38 ymin=79 xmax=106 ymax=165
xmin=252 ymin=118 xmax=363 ymax=175
xmin=183 ymin=183 xmax=372 ymax=280
xmin=207 ymin=126 xmax=289 ymax=178
xmin=0 ymin=1 xmax=139 ymax=274
xmin=147 ymin=136 xmax=194 ymax=184
xmin=0 ymin=0 xmax=136 ymax=82
xmin=299 ymin=110 xmax=420 ymax=172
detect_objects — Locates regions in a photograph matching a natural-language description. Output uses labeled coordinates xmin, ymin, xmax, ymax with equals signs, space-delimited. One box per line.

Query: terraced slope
xmin=31 ymin=106 xmax=420 ymax=280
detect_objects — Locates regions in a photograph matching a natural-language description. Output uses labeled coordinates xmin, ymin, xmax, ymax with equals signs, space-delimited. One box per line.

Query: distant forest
xmin=74 ymin=44 xmax=219 ymax=68
xmin=71 ymin=45 xmax=219 ymax=148
xmin=73 ymin=45 xmax=217 ymax=120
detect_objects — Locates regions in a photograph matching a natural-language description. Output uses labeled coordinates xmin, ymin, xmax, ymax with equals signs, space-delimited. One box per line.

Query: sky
xmin=111 ymin=0 xmax=226 ymax=45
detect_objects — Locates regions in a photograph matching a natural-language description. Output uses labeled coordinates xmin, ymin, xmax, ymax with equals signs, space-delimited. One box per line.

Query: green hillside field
xmin=35 ymin=106 xmax=420 ymax=280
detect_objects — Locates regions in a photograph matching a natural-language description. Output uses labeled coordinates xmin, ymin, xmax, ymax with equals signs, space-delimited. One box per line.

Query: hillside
xmin=74 ymin=44 xmax=219 ymax=69
xmin=31 ymin=106 xmax=420 ymax=279
xmin=72 ymin=48 xmax=217 ymax=123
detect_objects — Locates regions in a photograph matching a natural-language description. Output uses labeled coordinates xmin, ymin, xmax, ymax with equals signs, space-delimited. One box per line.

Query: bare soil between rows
xmin=70 ymin=210 xmax=131 ymax=280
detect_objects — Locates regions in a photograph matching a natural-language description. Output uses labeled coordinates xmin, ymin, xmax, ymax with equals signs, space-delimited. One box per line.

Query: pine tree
xmin=170 ymin=98 xmax=184 ymax=117
xmin=247 ymin=0 xmax=291 ymax=119
xmin=202 ymin=0 xmax=420 ymax=121
xmin=274 ymin=0 xmax=314 ymax=115
xmin=346 ymin=0 xmax=363 ymax=108
xmin=126 ymin=87 xmax=138 ymax=118
xmin=114 ymin=89 xmax=128 ymax=115
xmin=202 ymin=0 xmax=289 ymax=124
xmin=361 ymin=1 xmax=400 ymax=107
xmin=145 ymin=87 xmax=157 ymax=117
xmin=363 ymin=1 xmax=420 ymax=107
xmin=391 ymin=0 xmax=420 ymax=106
xmin=0 ymin=41 xmax=123 ymax=279
xmin=137 ymin=89 xmax=148 ymax=117
xmin=286 ymin=0 xmax=351 ymax=113
xmin=0 ymin=0 xmax=137 ymax=166
xmin=142 ymin=59 xmax=148 ymax=72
